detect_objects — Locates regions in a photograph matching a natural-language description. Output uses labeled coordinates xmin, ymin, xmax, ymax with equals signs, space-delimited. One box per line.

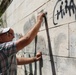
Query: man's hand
xmin=17 ymin=51 xmax=42 ymax=65
xmin=34 ymin=52 xmax=42 ymax=61
xmin=37 ymin=13 xmax=45 ymax=22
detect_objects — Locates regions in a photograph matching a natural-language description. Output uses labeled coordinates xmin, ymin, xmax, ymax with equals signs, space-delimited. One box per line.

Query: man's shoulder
xmin=0 ymin=41 xmax=16 ymax=49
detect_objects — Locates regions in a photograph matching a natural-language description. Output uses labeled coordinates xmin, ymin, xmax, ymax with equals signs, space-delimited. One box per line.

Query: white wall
xmin=2 ymin=0 xmax=76 ymax=75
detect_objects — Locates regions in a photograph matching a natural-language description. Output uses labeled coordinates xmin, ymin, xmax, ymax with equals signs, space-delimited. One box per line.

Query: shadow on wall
xmin=23 ymin=15 xmax=47 ymax=75
xmin=23 ymin=15 xmax=36 ymax=35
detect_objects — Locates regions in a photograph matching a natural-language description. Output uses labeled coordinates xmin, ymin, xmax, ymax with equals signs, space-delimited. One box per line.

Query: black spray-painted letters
xmin=53 ymin=0 xmax=76 ymax=25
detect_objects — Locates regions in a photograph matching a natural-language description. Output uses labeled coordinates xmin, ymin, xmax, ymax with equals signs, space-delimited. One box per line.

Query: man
xmin=0 ymin=13 xmax=44 ymax=75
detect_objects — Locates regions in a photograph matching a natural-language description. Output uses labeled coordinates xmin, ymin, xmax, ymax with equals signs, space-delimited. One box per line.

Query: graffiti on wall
xmin=53 ymin=0 xmax=76 ymax=25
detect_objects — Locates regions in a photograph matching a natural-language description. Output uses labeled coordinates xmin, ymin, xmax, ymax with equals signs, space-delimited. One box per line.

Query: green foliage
xmin=0 ymin=18 xmax=3 ymax=26
xmin=0 ymin=9 xmax=3 ymax=17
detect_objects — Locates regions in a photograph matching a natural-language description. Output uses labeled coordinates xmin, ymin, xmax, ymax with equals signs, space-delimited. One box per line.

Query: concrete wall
xmin=2 ymin=0 xmax=76 ymax=75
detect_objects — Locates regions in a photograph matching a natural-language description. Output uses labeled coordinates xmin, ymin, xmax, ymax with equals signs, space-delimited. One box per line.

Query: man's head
xmin=0 ymin=27 xmax=14 ymax=43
